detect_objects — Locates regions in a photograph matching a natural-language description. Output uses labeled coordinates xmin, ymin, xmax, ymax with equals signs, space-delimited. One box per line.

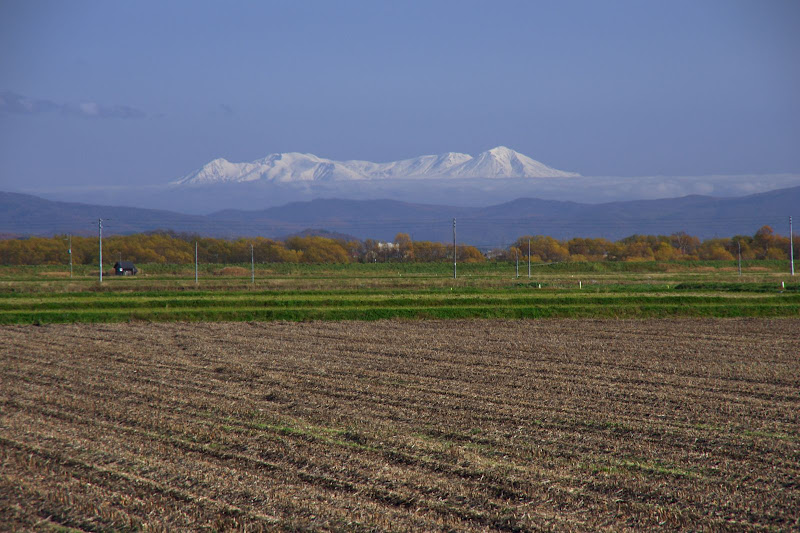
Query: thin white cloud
xmin=0 ymin=91 xmax=146 ymax=119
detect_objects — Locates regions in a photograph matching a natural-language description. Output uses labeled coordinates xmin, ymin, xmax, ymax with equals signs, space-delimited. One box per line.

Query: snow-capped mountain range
xmin=173 ymin=146 xmax=580 ymax=186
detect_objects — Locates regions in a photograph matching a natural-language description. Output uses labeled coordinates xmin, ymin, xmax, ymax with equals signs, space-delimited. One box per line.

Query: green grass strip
xmin=2 ymin=301 xmax=797 ymax=324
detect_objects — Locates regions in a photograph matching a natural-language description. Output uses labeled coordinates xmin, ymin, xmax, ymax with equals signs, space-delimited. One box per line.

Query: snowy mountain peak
xmin=487 ymin=146 xmax=515 ymax=155
xmin=173 ymin=147 xmax=579 ymax=186
xmin=445 ymin=147 xmax=579 ymax=179
xmin=174 ymin=158 xmax=256 ymax=186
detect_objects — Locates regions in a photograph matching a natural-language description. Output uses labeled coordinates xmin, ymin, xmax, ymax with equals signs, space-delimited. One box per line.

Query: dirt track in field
xmin=2 ymin=319 xmax=799 ymax=531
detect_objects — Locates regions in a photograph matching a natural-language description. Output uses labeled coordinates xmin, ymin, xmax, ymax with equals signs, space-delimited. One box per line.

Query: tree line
xmin=0 ymin=226 xmax=795 ymax=266
xmin=498 ymin=226 xmax=795 ymax=263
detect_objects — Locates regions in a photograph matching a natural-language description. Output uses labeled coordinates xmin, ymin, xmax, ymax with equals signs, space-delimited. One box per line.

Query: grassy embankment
xmin=0 ymin=261 xmax=797 ymax=323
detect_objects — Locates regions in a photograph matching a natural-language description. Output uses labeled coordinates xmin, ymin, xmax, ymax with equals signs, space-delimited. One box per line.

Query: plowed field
xmin=2 ymin=319 xmax=799 ymax=531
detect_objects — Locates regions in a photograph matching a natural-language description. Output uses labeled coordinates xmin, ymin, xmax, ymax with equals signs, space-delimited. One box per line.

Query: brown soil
xmin=1 ymin=319 xmax=798 ymax=531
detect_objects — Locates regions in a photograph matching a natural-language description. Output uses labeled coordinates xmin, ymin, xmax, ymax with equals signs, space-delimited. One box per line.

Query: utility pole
xmin=528 ymin=238 xmax=531 ymax=278
xmin=737 ymin=240 xmax=742 ymax=277
xmin=515 ymin=249 xmax=519 ymax=278
xmin=452 ymin=218 xmax=457 ymax=279
xmin=251 ymin=243 xmax=255 ymax=285
xmin=98 ymin=219 xmax=103 ymax=283
xmin=791 ymin=216 xmax=795 ymax=276
xmin=66 ymin=234 xmax=72 ymax=278
xmin=195 ymin=241 xmax=198 ymax=285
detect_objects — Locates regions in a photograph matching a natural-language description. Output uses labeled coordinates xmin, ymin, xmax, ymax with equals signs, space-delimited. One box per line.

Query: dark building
xmin=114 ymin=261 xmax=138 ymax=276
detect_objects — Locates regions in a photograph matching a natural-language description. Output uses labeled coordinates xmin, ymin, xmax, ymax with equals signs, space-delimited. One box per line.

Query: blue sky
xmin=1 ymin=0 xmax=799 ymax=189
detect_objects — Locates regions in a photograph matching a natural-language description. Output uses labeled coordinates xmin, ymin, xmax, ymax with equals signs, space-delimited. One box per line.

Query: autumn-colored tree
xmin=412 ymin=241 xmax=449 ymax=262
xmin=359 ymin=239 xmax=381 ymax=263
xmin=727 ymin=236 xmax=756 ymax=260
xmin=698 ymin=239 xmax=735 ymax=261
xmin=253 ymin=237 xmax=301 ymax=263
xmin=567 ymin=237 xmax=615 ymax=261
xmin=457 ymin=245 xmax=485 ymax=263
xmin=753 ymin=226 xmax=775 ymax=259
xmin=0 ymin=226 xmax=794 ymax=265
xmin=501 ymin=246 xmax=522 ymax=263
xmin=514 ymin=236 xmax=569 ymax=263
xmin=621 ymin=242 xmax=655 ymax=262
xmin=394 ymin=233 xmax=415 ymax=261
xmin=765 ymin=247 xmax=787 ymax=260
xmin=771 ymin=234 xmax=792 ymax=260
xmin=653 ymin=242 xmax=677 ymax=261
xmin=342 ymin=240 xmax=363 ymax=262
xmin=670 ymin=232 xmax=700 ymax=256
xmin=285 ymin=236 xmax=350 ymax=263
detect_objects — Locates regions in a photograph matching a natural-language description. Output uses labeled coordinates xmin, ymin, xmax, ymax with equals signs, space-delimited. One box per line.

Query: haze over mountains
xmin=173 ymin=147 xmax=580 ymax=186
xmin=2 ymin=186 xmax=797 ymax=245
xmin=3 ymin=145 xmax=797 ymax=244
xmin=23 ymin=145 xmax=799 ymax=215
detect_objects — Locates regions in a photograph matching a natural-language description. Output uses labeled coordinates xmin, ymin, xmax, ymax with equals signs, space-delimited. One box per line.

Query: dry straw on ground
xmin=1 ymin=319 xmax=798 ymax=531
xmin=215 ymin=266 xmax=250 ymax=276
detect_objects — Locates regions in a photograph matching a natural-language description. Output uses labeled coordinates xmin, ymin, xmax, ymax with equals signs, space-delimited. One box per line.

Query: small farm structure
xmin=113 ymin=261 xmax=138 ymax=276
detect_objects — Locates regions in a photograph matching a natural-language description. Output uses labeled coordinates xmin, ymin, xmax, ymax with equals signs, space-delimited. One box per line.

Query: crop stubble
xmin=1 ymin=319 xmax=798 ymax=531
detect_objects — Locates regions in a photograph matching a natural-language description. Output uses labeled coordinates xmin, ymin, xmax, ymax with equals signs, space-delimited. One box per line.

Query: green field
xmin=0 ymin=261 xmax=797 ymax=323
